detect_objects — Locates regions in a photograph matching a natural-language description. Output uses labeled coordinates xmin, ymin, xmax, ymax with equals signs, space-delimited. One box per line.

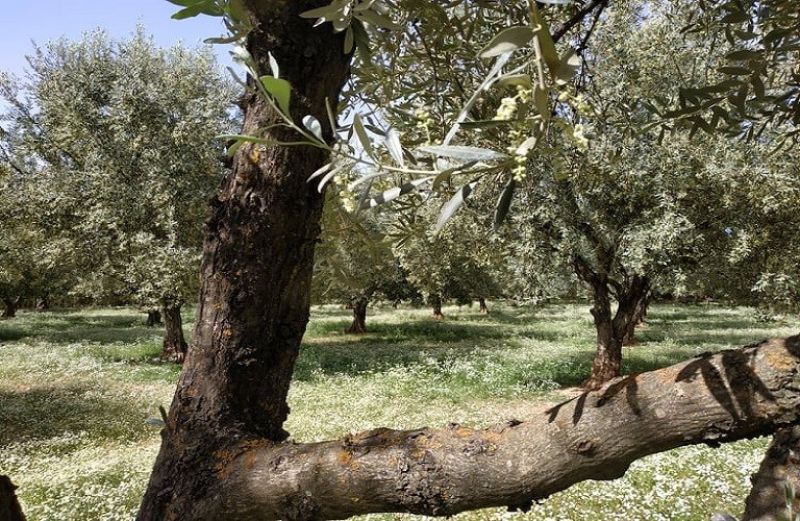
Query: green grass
xmin=1 ymin=302 xmax=798 ymax=520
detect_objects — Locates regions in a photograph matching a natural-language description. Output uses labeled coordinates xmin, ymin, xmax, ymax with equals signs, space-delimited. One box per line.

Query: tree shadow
xmin=0 ymin=384 xmax=152 ymax=446
xmin=547 ymin=337 xmax=800 ymax=428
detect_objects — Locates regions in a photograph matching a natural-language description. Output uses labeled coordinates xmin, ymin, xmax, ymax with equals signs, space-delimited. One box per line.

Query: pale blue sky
xmin=0 ymin=0 xmax=234 ymax=76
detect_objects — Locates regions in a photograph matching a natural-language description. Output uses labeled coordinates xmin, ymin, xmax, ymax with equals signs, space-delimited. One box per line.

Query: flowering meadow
xmin=1 ymin=303 xmax=798 ymax=520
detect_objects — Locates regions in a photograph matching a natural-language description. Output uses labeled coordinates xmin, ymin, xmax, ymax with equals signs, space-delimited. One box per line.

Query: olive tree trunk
xmin=136 ymin=2 xmax=352 ymax=519
xmin=161 ymin=304 xmax=188 ymax=363
xmin=1 ymin=297 xmax=19 ymax=318
xmin=431 ymin=294 xmax=444 ymax=320
xmin=146 ymin=309 xmax=162 ymax=327
xmin=162 ymin=336 xmax=800 ymax=520
xmin=575 ymin=256 xmax=651 ymax=388
xmin=742 ymin=426 xmax=800 ymax=521
xmin=35 ymin=295 xmax=49 ymax=312
xmin=0 ymin=476 xmax=26 ymax=521
xmin=345 ymin=297 xmax=368 ymax=334
xmin=622 ymin=289 xmax=651 ymax=346
xmin=479 ymin=297 xmax=489 ymax=314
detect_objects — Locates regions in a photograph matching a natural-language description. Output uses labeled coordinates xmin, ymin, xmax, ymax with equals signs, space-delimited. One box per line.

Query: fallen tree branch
xmin=191 ymin=335 xmax=800 ymax=520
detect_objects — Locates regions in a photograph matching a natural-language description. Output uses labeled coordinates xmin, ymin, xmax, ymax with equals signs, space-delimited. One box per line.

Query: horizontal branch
xmin=200 ymin=335 xmax=800 ymax=520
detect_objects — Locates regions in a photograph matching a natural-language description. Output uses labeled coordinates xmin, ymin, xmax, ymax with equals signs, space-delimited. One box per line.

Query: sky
xmin=0 ymin=0 xmax=235 ymax=77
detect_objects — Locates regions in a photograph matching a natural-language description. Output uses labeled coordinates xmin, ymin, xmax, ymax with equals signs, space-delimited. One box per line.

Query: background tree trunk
xmin=621 ymin=283 xmax=650 ymax=347
xmin=0 ymin=475 xmax=26 ymax=521
xmin=742 ymin=426 xmax=800 ymax=521
xmin=431 ymin=294 xmax=444 ymax=320
xmin=35 ymin=295 xmax=49 ymax=312
xmin=345 ymin=298 xmax=368 ymax=334
xmin=181 ymin=336 xmax=800 ymax=520
xmin=479 ymin=297 xmax=489 ymax=314
xmin=136 ymin=3 xmax=352 ymax=519
xmin=161 ymin=304 xmax=187 ymax=363
xmin=146 ymin=309 xmax=162 ymax=327
xmin=584 ymin=280 xmax=620 ymax=389
xmin=1 ymin=297 xmax=19 ymax=318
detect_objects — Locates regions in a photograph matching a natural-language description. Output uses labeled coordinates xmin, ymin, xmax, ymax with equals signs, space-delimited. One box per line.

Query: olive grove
xmin=0 ymin=0 xmax=798 ymax=519
xmin=129 ymin=0 xmax=800 ymax=519
xmin=0 ymin=30 xmax=236 ymax=359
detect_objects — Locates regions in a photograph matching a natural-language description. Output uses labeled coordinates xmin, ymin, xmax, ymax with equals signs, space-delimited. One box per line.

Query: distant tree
xmin=0 ymin=30 xmax=236 ymax=359
xmin=313 ymin=191 xmax=404 ymax=333
xmin=134 ymin=0 xmax=800 ymax=518
xmin=395 ymin=196 xmax=511 ymax=319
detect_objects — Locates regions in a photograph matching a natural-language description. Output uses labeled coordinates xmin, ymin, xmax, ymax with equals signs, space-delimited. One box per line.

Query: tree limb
xmin=193 ymin=335 xmax=800 ymax=520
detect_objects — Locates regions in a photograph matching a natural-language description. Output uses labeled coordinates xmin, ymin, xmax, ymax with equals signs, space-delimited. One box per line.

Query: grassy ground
xmin=1 ymin=302 xmax=798 ymax=520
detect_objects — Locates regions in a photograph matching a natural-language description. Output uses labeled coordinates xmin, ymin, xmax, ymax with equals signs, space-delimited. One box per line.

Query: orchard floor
xmin=1 ymin=302 xmax=799 ymax=521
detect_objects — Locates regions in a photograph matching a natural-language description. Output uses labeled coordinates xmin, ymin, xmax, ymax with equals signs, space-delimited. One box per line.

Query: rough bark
xmin=431 ymin=294 xmax=444 ymax=320
xmin=162 ymin=304 xmax=188 ymax=363
xmin=136 ymin=3 xmax=352 ymax=519
xmin=345 ymin=298 xmax=368 ymax=334
xmin=581 ymin=274 xmax=621 ymax=389
xmin=479 ymin=297 xmax=489 ymax=315
xmin=1 ymin=297 xmax=19 ymax=318
xmin=0 ymin=475 xmax=26 ymax=521
xmin=172 ymin=336 xmax=800 ymax=520
xmin=742 ymin=426 xmax=800 ymax=521
xmin=146 ymin=309 xmax=163 ymax=327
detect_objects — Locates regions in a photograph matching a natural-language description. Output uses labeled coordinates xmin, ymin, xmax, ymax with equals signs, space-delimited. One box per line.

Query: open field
xmin=1 ymin=302 xmax=799 ymax=520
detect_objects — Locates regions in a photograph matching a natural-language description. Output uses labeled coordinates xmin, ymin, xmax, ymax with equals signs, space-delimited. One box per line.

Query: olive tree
xmin=126 ymin=0 xmax=800 ymax=519
xmin=0 ymin=30 xmax=236 ymax=359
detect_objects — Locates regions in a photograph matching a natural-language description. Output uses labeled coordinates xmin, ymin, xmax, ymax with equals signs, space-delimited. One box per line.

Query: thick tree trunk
xmin=163 ymin=336 xmax=800 ymax=520
xmin=742 ymin=426 xmax=800 ymax=521
xmin=479 ymin=297 xmax=489 ymax=314
xmin=1 ymin=297 xmax=19 ymax=318
xmin=345 ymin=298 xmax=368 ymax=334
xmin=431 ymin=294 xmax=444 ymax=320
xmin=35 ymin=295 xmax=49 ymax=312
xmin=0 ymin=475 xmax=26 ymax=521
xmin=137 ymin=3 xmax=352 ymax=519
xmin=583 ymin=278 xmax=621 ymax=389
xmin=161 ymin=304 xmax=188 ymax=363
xmin=146 ymin=309 xmax=162 ymax=327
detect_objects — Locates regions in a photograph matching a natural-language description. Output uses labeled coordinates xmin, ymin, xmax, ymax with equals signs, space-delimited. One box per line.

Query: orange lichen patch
xmin=337 ymin=448 xmax=364 ymax=471
xmin=480 ymin=431 xmax=503 ymax=445
xmin=764 ymin=341 xmax=796 ymax=372
xmin=213 ymin=448 xmax=237 ymax=480
xmin=653 ymin=364 xmax=683 ymax=384
xmin=243 ymin=449 xmax=259 ymax=470
xmin=453 ymin=426 xmax=477 ymax=439
xmin=338 ymin=449 xmax=353 ymax=466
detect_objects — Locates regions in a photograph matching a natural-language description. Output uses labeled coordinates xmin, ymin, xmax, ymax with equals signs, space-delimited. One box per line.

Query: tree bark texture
xmin=479 ymin=297 xmax=489 ymax=315
xmin=431 ymin=295 xmax=444 ymax=320
xmin=1 ymin=297 xmax=19 ymax=318
xmin=162 ymin=304 xmax=188 ymax=363
xmin=164 ymin=336 xmax=800 ymax=520
xmin=137 ymin=3 xmax=352 ymax=519
xmin=742 ymin=425 xmax=800 ymax=521
xmin=345 ymin=298 xmax=368 ymax=334
xmin=0 ymin=475 xmax=26 ymax=521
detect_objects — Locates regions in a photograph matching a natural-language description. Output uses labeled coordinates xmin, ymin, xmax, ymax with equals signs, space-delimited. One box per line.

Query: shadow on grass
xmin=0 ymin=384 xmax=151 ymax=446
